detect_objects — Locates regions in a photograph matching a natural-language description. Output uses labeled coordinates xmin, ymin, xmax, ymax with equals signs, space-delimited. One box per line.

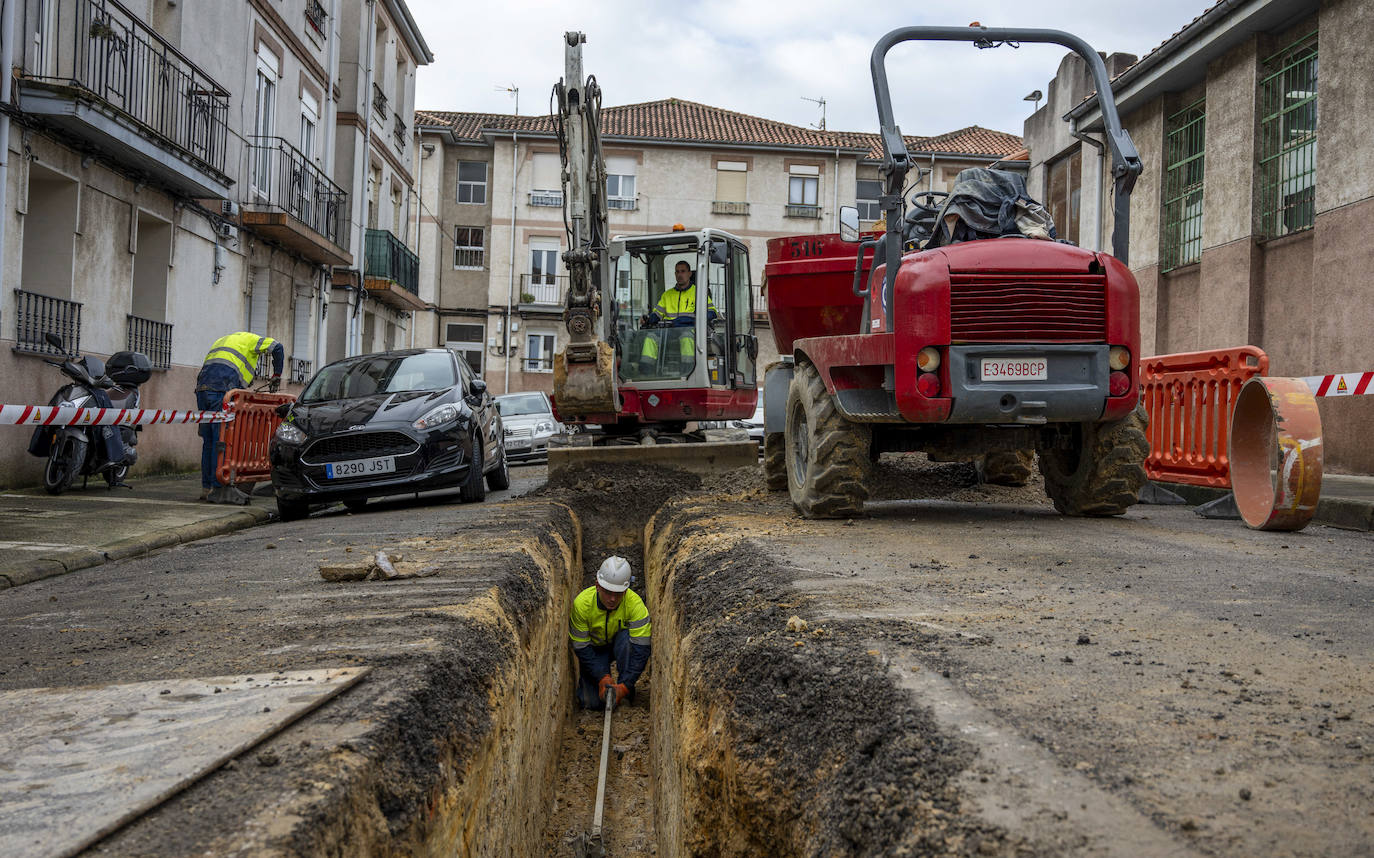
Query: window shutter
xmin=532 ymin=153 xmax=560 ymax=191
xmin=248 ymin=267 xmax=269 ymax=334
xmin=292 ymin=291 xmax=312 ymax=360
xmin=716 ymin=169 xmax=747 ymax=202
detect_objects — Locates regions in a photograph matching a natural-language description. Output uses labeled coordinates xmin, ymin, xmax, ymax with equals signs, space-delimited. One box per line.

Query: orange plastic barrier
xmin=215 ymin=389 xmax=296 ymax=486
xmin=1140 ymin=347 xmax=1268 ymax=487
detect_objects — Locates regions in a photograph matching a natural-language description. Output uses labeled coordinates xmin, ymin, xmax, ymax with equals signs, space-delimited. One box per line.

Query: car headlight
xmin=275 ymin=422 xmax=306 ymax=444
xmin=535 ymin=420 xmax=554 ymax=434
xmin=413 ymin=403 xmax=461 ymax=431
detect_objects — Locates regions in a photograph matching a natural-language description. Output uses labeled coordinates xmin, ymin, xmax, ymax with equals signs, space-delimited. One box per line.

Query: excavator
xmin=547 ymin=32 xmax=759 ymax=475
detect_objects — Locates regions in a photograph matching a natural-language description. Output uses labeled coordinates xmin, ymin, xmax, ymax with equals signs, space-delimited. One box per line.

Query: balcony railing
xmin=785 ymin=204 xmax=822 ymax=219
xmin=607 ymin=197 xmax=637 ymax=211
xmin=305 ymin=0 xmax=327 ymax=36
xmin=372 ymin=82 xmax=388 ymax=117
xmin=529 ymin=190 xmax=563 ymax=207
xmin=712 ymin=200 xmax=749 ymax=215
xmin=520 ymin=274 xmax=566 ymax=306
xmin=126 ymin=315 xmax=171 ymax=369
xmin=29 ymin=0 xmax=231 ymax=176
xmin=247 ymin=136 xmax=349 ymax=249
xmin=289 ymin=357 xmax=313 ymax=385
xmin=392 ymin=113 xmax=407 ymax=149
xmin=365 ymin=229 xmax=419 ymax=296
xmin=14 ymin=290 xmax=82 ymax=356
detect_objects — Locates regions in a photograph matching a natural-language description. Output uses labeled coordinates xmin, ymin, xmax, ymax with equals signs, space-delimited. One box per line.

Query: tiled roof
xmin=416 ymin=99 xmax=1021 ymax=158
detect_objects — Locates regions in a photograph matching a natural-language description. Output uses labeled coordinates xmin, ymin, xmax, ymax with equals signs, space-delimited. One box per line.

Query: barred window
xmin=454 ymin=226 xmax=484 ymax=269
xmin=1258 ymin=32 xmax=1317 ymax=239
xmin=1161 ymin=99 xmax=1205 ymax=271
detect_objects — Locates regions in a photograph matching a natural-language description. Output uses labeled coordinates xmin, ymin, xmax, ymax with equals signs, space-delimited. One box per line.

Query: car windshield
xmin=496 ymin=393 xmax=549 ymax=416
xmin=301 ymin=353 xmax=456 ymax=402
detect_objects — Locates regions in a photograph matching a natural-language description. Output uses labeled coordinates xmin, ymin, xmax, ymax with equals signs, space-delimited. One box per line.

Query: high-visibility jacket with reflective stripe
xmin=200 ymin=331 xmax=281 ymax=387
xmin=649 ymin=284 xmax=716 ymax=326
xmin=568 ymin=586 xmax=651 ymax=649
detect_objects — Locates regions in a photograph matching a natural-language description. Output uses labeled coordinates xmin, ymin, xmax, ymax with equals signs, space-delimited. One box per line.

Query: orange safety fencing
xmin=1140 ymin=347 xmax=1268 ymax=487
xmin=215 ymin=389 xmax=296 ymax=486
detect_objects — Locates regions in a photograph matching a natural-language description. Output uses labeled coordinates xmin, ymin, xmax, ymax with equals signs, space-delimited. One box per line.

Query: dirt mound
xmin=872 ymin=453 xmax=1052 ymax=509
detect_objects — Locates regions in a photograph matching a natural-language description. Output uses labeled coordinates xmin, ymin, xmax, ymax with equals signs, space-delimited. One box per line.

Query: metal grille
xmin=304 ymin=431 xmax=418 ymax=462
xmin=1160 ymin=99 xmax=1205 ymax=271
xmin=13 ymin=290 xmax=81 ymax=356
xmin=520 ymin=274 xmax=565 ymax=305
xmin=528 ymin=191 xmax=563 ymax=207
xmin=304 ymin=0 xmax=327 ymax=36
xmin=371 ymin=82 xmax=388 ymax=117
xmin=1258 ymin=32 xmax=1317 ymax=239
xmin=785 ymin=204 xmax=821 ymax=219
xmin=949 ymin=273 xmax=1107 ymax=343
xmin=364 ymin=228 xmax=419 ymax=295
xmin=247 ymin=136 xmax=349 ymax=248
xmin=289 ymin=357 xmax=312 ymax=385
xmin=607 ymin=197 xmax=637 ymax=210
xmin=711 ymin=201 xmax=749 ymax=215
xmin=392 ymin=113 xmax=407 ymax=149
xmin=126 ymin=314 xmax=171 ymax=369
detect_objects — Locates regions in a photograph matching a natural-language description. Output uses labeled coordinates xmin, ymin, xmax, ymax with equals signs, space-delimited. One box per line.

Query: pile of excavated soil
xmin=872 ymin=453 xmax=1052 ymax=509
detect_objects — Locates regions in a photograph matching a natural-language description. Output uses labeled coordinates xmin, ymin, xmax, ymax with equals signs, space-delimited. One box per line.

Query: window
xmin=606 ymin=155 xmax=636 ymax=210
xmin=856 ymin=179 xmax=882 ymax=222
xmin=1259 ymin=31 xmax=1317 ymax=239
xmin=526 ymin=333 xmax=556 ymax=373
xmin=454 ymin=227 xmax=484 ymax=269
xmin=457 ymin=161 xmax=487 ymax=204
xmin=1046 ymin=150 xmax=1081 ymax=243
xmin=714 ymin=161 xmax=748 ymax=214
xmin=252 ymin=44 xmax=279 ymax=198
xmin=300 ymin=91 xmax=319 ymax=163
xmin=787 ymin=166 xmax=820 ymax=217
xmin=247 ymin=266 xmax=270 ymax=333
xmin=1161 ymin=99 xmax=1206 ymax=270
xmin=445 ymin=323 xmax=485 ymax=375
xmin=527 ymin=239 xmax=561 ymax=303
xmin=530 ymin=152 xmax=562 ymax=206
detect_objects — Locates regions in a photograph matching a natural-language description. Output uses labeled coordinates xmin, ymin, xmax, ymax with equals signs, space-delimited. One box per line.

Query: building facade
xmin=415 ymin=101 xmax=1021 ymax=396
xmin=0 ymin=0 xmax=430 ymax=488
xmin=1024 ymin=0 xmax=1373 ymax=473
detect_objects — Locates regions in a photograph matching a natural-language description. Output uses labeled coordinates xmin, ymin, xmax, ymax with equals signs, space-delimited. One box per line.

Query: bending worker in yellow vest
xmin=638 ymin=260 xmax=717 ymax=375
xmin=568 ymin=556 xmax=652 ymax=709
xmin=195 ymin=331 xmax=284 ymax=504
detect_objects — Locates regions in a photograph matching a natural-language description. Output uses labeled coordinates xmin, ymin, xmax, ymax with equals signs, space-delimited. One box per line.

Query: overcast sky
xmin=407 ymin=1 xmax=1212 ymax=139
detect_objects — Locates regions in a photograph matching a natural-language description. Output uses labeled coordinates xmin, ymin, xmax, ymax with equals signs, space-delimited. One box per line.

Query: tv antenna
xmin=800 ymin=95 xmax=826 ymax=131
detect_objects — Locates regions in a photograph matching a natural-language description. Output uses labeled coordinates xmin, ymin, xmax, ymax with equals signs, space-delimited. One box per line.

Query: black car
xmin=269 ymin=349 xmax=508 ymax=520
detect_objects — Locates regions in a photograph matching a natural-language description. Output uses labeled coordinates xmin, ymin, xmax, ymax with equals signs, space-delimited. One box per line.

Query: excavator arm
xmin=551 ymin=31 xmax=619 ymax=418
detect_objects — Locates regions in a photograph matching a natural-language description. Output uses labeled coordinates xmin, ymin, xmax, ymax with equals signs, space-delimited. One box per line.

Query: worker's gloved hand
xmin=268 ymin=375 xmax=281 ymax=393
xmin=597 ymin=674 xmax=614 ymax=699
xmin=612 ymin=682 xmax=629 ymax=705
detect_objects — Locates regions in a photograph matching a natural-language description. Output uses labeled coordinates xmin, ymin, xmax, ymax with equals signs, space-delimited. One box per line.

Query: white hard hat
xmin=596 ymin=556 xmax=632 ymax=592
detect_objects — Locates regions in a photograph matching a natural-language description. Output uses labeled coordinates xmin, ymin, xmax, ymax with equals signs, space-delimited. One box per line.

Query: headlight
xmin=535 ymin=420 xmax=554 ymax=434
xmin=274 ymin=422 xmax=306 ymax=444
xmin=413 ymin=403 xmax=461 ymax=431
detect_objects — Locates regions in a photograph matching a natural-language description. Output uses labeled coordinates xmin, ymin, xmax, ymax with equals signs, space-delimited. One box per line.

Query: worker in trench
xmin=569 ymin=556 xmax=651 ymax=709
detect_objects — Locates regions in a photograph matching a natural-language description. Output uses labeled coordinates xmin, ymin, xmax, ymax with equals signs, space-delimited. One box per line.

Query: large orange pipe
xmin=1228 ymin=376 xmax=1323 ymax=531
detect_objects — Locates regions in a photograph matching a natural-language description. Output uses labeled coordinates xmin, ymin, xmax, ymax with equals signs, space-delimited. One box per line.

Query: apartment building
xmin=1023 ymin=0 xmax=1374 ymax=473
xmin=415 ymin=100 xmax=1021 ymax=396
xmin=0 ymin=0 xmax=430 ymax=487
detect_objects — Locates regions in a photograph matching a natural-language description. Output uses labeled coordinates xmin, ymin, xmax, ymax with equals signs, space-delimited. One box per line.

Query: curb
xmin=1150 ymin=481 xmax=1373 ymax=532
xmin=0 ymin=507 xmax=273 ymax=590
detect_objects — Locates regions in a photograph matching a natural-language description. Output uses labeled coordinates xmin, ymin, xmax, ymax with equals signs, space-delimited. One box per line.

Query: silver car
xmin=495 ymin=391 xmax=564 ymax=462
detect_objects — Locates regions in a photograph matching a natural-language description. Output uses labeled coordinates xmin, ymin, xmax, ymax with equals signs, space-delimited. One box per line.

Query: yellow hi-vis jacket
xmin=647 ymin=283 xmax=716 ymax=326
xmin=568 ymin=586 xmax=651 ymax=650
xmin=201 ymin=332 xmax=280 ymax=387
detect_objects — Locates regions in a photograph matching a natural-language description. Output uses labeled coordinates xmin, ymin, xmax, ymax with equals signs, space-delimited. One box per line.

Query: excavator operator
xmin=637 ymin=261 xmax=716 ymax=375
xmin=568 ymin=556 xmax=652 ymax=709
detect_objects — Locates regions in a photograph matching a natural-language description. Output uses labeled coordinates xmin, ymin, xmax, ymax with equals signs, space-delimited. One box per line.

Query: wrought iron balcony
xmin=364 ymin=229 xmax=425 ymax=311
xmin=305 ymin=0 xmax=327 ymax=37
xmin=244 ymin=136 xmax=350 ymax=264
xmin=528 ymin=190 xmax=563 ymax=207
xmin=126 ymin=315 xmax=171 ymax=369
xmin=519 ymin=274 xmax=566 ymax=308
xmin=712 ymin=200 xmax=749 ymax=215
xmin=19 ymin=0 xmax=232 ymax=198
xmin=372 ymin=82 xmax=389 ymax=117
xmin=393 ymin=113 xmax=407 ymax=150
xmin=13 ymin=291 xmax=82 ymax=356
xmin=607 ymin=197 xmax=637 ymax=211
xmin=785 ymin=204 xmax=822 ymax=219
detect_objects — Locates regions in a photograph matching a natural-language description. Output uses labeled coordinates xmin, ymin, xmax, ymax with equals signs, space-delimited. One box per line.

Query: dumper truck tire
xmin=785 ymin=360 xmax=871 ymax=518
xmin=979 ymin=449 xmax=1035 ymax=486
xmin=1039 ymin=404 xmax=1148 ymax=516
xmin=763 ymin=432 xmax=787 ymax=491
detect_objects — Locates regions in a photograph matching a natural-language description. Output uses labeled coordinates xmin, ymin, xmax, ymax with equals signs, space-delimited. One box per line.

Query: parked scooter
xmin=28 ymin=332 xmax=153 ymax=495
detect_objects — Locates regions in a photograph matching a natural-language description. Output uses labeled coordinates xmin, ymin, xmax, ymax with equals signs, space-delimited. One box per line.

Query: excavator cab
xmin=612 ymin=229 xmax=757 ymax=395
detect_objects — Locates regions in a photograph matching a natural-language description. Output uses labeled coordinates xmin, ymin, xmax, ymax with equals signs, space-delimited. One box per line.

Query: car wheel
xmin=459 ymin=434 xmax=487 ymax=503
xmin=486 ymin=445 xmax=511 ymax=491
xmin=343 ymin=498 xmax=368 ymax=513
xmin=277 ymin=496 xmax=310 ymax=522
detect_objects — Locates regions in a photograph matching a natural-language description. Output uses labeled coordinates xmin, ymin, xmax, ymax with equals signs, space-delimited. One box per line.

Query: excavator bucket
xmin=552 ymin=343 xmax=618 ymax=417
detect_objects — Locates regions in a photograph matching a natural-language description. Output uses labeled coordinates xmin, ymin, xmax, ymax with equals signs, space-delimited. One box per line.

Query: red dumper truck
xmin=761 ymin=26 xmax=1149 ymax=519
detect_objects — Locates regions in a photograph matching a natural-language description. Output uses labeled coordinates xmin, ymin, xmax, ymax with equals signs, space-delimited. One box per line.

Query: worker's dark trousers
xmin=197 ymin=389 xmax=228 ymax=490
xmin=575 ymin=629 xmax=636 ymax=710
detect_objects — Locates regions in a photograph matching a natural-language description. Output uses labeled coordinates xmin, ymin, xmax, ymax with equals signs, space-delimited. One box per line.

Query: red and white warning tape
xmin=1301 ymin=372 xmax=1374 ymax=397
xmin=0 ymin=404 xmax=233 ymax=427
